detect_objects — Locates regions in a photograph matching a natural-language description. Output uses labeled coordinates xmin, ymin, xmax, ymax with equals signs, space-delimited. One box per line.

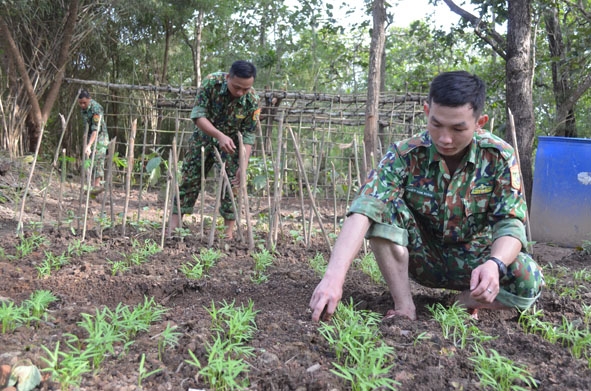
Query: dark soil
xmin=1 ymin=165 xmax=590 ymax=391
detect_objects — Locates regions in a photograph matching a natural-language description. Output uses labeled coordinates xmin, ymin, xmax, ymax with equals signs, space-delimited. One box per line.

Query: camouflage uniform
xmin=174 ymin=72 xmax=260 ymax=220
xmin=80 ymin=99 xmax=109 ymax=182
xmin=349 ymin=130 xmax=544 ymax=310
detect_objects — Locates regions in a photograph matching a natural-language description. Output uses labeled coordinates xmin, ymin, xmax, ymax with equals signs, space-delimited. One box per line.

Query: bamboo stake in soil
xmin=171 ymin=137 xmax=182 ymax=235
xmin=208 ymin=163 xmax=225 ymax=247
xmin=213 ymin=148 xmax=242 ymax=243
xmin=200 ymin=146 xmax=205 ymax=238
xmin=100 ymin=138 xmax=117 ymax=240
xmin=238 ymin=133 xmax=255 ymax=250
xmin=255 ymin=118 xmax=273 ymax=235
xmin=137 ymin=114 xmax=149 ymax=221
xmin=57 ymin=149 xmax=66 ymax=226
xmin=161 ymin=157 xmax=173 ymax=248
xmin=268 ymin=112 xmax=285 ymax=248
xmin=121 ymin=119 xmax=137 ymax=236
xmin=287 ymin=125 xmax=332 ymax=251
xmin=81 ymin=115 xmax=102 ymax=241
xmin=17 ymin=119 xmax=48 ymax=235
xmin=297 ymin=167 xmax=308 ymax=246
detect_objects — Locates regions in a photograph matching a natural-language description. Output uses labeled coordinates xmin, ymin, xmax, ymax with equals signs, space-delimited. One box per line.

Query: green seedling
xmin=180 ymin=261 xmax=204 ymax=279
xmin=78 ymin=307 xmax=127 ymax=369
xmin=15 ymin=233 xmax=49 ymax=258
xmin=582 ymin=304 xmax=591 ymax=327
xmin=573 ymin=268 xmax=591 ymax=282
xmin=309 ymin=252 xmax=327 ymax=277
xmin=470 ymin=345 xmax=538 ymax=390
xmin=36 ymin=259 xmax=53 ymax=278
xmin=187 ymin=299 xmax=257 ymax=390
xmin=413 ymin=331 xmax=431 ymax=346
xmin=67 ymin=239 xmax=97 ymax=257
xmin=132 ymin=238 xmax=161 ymax=257
xmin=157 ymin=323 xmax=182 ymax=361
xmin=108 ymin=260 xmax=130 ymax=276
xmin=186 ymin=335 xmax=253 ymax=391
xmin=427 ymin=302 xmax=494 ymax=349
xmin=94 ymin=214 xmax=112 ymax=230
xmin=173 ymin=226 xmax=192 ymax=240
xmin=251 ymin=247 xmax=274 ymax=284
xmin=580 ymin=240 xmax=591 ymax=255
xmin=137 ymin=353 xmax=162 ymax=389
xmin=355 ymin=252 xmax=384 ymax=285
xmin=0 ymin=299 xmax=26 ymax=333
xmin=318 ymin=299 xmax=399 ymax=391
xmin=195 ymin=248 xmax=224 ymax=272
xmin=207 ymin=299 xmax=258 ymax=345
xmin=289 ymin=229 xmax=304 ymax=243
xmin=23 ymin=290 xmax=58 ymax=323
xmin=40 ymin=341 xmax=92 ymax=391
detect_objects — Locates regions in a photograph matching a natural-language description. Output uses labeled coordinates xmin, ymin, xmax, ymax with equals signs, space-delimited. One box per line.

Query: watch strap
xmin=487 ymin=256 xmax=507 ymax=278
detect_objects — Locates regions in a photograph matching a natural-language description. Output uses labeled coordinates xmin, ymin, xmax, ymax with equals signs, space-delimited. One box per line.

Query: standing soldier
xmin=169 ymin=60 xmax=261 ymax=240
xmin=78 ymin=90 xmax=109 ymax=191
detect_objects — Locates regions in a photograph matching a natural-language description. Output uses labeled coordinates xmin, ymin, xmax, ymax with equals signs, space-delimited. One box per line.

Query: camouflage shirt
xmin=190 ymin=72 xmax=260 ymax=145
xmin=81 ymin=99 xmax=107 ymax=138
xmin=350 ymin=130 xmax=528 ymax=248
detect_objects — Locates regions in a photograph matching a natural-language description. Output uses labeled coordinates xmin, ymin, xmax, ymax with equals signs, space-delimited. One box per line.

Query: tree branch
xmin=41 ymin=0 xmax=80 ymax=122
xmin=441 ymin=0 xmax=507 ymax=60
xmin=0 ymin=15 xmax=43 ymax=126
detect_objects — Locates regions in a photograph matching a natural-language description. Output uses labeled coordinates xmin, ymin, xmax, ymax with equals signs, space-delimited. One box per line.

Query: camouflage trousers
xmin=90 ymin=131 xmax=109 ymax=182
xmin=366 ymin=209 xmax=544 ymax=311
xmin=173 ymin=132 xmax=240 ymax=220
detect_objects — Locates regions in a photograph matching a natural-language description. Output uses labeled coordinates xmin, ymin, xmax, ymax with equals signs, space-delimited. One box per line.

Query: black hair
xmin=229 ymin=60 xmax=257 ymax=80
xmin=428 ymin=71 xmax=486 ymax=117
xmin=78 ymin=89 xmax=91 ymax=99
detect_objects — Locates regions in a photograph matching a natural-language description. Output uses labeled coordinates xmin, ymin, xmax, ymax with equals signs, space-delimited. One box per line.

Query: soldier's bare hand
xmin=218 ymin=135 xmax=236 ymax=154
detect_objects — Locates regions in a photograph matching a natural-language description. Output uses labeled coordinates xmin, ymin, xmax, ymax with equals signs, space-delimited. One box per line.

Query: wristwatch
xmin=486 ymin=256 xmax=507 ymax=278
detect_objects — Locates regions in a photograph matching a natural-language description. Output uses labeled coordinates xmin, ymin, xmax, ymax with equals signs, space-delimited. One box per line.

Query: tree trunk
xmin=0 ymin=0 xmax=79 ymax=153
xmin=506 ymin=0 xmax=535 ymax=207
xmin=363 ymin=0 xmax=386 ymax=179
xmin=544 ymin=7 xmax=577 ymax=137
xmin=161 ymin=18 xmax=172 ymax=85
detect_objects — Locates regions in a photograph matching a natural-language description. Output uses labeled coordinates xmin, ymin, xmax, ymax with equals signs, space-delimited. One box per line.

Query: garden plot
xmin=1 ymin=183 xmax=591 ymax=391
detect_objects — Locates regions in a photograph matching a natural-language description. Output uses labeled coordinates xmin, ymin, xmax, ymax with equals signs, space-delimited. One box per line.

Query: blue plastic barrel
xmin=530 ymin=136 xmax=591 ymax=247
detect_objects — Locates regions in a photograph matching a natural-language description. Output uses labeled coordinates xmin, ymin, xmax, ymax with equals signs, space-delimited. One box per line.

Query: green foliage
xmin=67 ymin=239 xmax=97 ymax=257
xmin=309 ymin=252 xmax=328 ymax=277
xmin=37 ymin=251 xmax=71 ymax=278
xmin=187 ymin=300 xmax=258 ymax=390
xmin=157 ymin=323 xmax=182 ymax=361
xmin=137 ymin=353 xmax=162 ymax=389
xmin=519 ymin=306 xmax=591 ymax=366
xmin=15 ymin=233 xmax=49 ymax=258
xmin=40 ymin=341 xmax=92 ymax=391
xmin=318 ymin=299 xmax=399 ymax=391
xmin=355 ymin=252 xmax=384 ymax=285
xmin=470 ymin=345 xmax=538 ymax=391
xmin=1 ymin=290 xmax=57 ymax=333
xmin=0 ymin=300 xmax=26 ymax=333
xmin=195 ymin=248 xmax=224 ymax=272
xmin=23 ymin=290 xmax=58 ymax=323
xmin=251 ymin=246 xmax=275 ymax=284
xmin=427 ymin=302 xmax=495 ymax=349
